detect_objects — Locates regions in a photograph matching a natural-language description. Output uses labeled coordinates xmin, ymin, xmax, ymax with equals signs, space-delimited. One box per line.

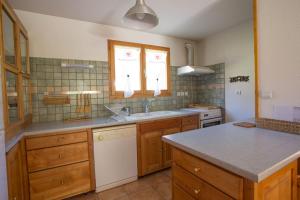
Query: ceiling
xmin=8 ymin=0 xmax=252 ymax=40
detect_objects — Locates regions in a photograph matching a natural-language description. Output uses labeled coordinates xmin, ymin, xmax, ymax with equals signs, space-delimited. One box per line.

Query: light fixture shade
xmin=123 ymin=0 xmax=159 ymax=30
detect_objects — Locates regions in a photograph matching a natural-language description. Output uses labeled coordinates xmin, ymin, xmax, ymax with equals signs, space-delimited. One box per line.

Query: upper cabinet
xmin=20 ymin=32 xmax=29 ymax=74
xmin=1 ymin=0 xmax=31 ymax=141
xmin=2 ymin=8 xmax=16 ymax=67
xmin=5 ymin=70 xmax=19 ymax=123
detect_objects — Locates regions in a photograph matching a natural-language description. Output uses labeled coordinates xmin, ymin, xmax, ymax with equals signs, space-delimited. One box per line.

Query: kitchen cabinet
xmin=2 ymin=7 xmax=16 ymax=67
xmin=140 ymin=130 xmax=163 ymax=175
xmin=1 ymin=0 xmax=32 ymax=141
xmin=162 ymin=127 xmax=181 ymax=167
xmin=137 ymin=115 xmax=198 ymax=176
xmin=6 ymin=141 xmax=26 ymax=200
xmin=5 ymin=70 xmax=20 ymax=124
xmin=19 ymin=32 xmax=29 ymax=74
xmin=24 ymin=129 xmax=95 ymax=200
xmin=172 ymin=148 xmax=298 ymax=200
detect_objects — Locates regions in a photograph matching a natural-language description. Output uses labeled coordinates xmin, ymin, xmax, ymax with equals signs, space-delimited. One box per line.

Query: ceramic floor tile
xmin=123 ymin=179 xmax=153 ymax=194
xmin=68 ymin=192 xmax=99 ymax=200
xmin=98 ymin=186 xmax=127 ymax=200
xmin=162 ymin=169 xmax=172 ymax=178
xmin=128 ymin=187 xmax=164 ymax=200
xmin=142 ymin=171 xmax=170 ymax=188
xmin=152 ymin=181 xmax=172 ymax=200
xmin=69 ymin=169 xmax=172 ymax=200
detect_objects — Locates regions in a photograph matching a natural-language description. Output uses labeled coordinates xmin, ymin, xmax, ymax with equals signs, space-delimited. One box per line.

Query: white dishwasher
xmin=93 ymin=124 xmax=137 ymax=192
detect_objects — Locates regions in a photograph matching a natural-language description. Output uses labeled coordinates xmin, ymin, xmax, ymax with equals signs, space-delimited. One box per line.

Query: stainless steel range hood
xmin=177 ymin=43 xmax=215 ymax=76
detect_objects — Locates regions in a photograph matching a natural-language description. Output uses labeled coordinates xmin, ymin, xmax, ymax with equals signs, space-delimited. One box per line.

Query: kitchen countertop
xmin=5 ymin=110 xmax=198 ymax=152
xmin=162 ymin=122 xmax=300 ymax=183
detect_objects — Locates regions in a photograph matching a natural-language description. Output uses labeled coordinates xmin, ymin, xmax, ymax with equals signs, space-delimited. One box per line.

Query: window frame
xmin=108 ymin=40 xmax=171 ymax=99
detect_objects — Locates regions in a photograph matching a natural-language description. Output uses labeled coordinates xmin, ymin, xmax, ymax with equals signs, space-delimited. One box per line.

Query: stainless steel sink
xmin=123 ymin=110 xmax=181 ymax=121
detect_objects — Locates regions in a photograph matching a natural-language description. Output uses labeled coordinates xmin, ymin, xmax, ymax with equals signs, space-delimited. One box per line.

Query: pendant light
xmin=123 ymin=0 xmax=159 ymax=30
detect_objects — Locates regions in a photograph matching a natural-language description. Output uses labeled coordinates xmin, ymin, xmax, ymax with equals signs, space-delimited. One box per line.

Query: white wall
xmin=198 ymin=21 xmax=255 ymax=122
xmin=15 ymin=10 xmax=197 ymax=66
xmin=257 ymin=0 xmax=300 ymax=121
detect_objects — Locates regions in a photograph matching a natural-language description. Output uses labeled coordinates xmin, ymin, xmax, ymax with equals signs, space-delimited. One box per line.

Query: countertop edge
xmin=5 ymin=111 xmax=198 ymax=152
xmin=162 ymin=136 xmax=300 ymax=183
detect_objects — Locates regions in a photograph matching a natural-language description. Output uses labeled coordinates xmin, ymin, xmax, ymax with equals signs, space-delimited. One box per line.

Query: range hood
xmin=177 ymin=43 xmax=215 ymax=76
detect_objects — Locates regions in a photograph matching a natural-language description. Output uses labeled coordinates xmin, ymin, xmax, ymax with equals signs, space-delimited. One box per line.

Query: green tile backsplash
xmin=30 ymin=57 xmax=225 ymax=123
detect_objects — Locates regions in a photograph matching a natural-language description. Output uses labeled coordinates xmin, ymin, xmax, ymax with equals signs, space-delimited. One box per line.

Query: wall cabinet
xmin=6 ymin=141 xmax=26 ymax=200
xmin=137 ymin=115 xmax=199 ymax=176
xmin=1 ymin=0 xmax=32 ymax=142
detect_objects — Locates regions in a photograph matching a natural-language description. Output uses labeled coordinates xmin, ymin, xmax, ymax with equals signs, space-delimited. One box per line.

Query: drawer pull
xmin=194 ymin=189 xmax=200 ymax=194
xmin=194 ymin=167 xmax=201 ymax=172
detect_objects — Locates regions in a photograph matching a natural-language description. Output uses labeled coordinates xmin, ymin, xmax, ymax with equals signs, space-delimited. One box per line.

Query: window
xmin=108 ymin=40 xmax=171 ymax=98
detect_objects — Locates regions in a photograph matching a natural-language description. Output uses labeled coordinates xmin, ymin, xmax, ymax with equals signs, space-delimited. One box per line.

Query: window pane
xmin=145 ymin=49 xmax=168 ymax=90
xmin=114 ymin=45 xmax=141 ymax=91
xmin=6 ymin=71 xmax=19 ymax=123
xmin=2 ymin=10 xmax=16 ymax=66
xmin=23 ymin=78 xmax=30 ymax=116
xmin=20 ymin=33 xmax=28 ymax=73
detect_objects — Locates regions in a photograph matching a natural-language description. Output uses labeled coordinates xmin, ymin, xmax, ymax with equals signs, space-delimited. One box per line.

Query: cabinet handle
xmin=194 ymin=189 xmax=200 ymax=194
xmin=58 ymin=153 xmax=62 ymax=159
xmin=13 ymin=197 xmax=17 ymax=200
xmin=194 ymin=167 xmax=200 ymax=172
xmin=60 ymin=180 xmax=64 ymax=185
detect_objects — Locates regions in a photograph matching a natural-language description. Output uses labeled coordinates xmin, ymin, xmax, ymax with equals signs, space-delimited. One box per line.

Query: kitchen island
xmin=162 ymin=122 xmax=300 ymax=200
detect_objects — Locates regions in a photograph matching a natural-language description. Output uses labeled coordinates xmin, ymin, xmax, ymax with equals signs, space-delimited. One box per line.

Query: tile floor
xmin=69 ymin=169 xmax=172 ymax=200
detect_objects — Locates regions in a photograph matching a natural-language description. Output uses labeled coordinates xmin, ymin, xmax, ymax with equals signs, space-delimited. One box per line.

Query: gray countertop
xmin=5 ymin=110 xmax=197 ymax=152
xmin=162 ymin=122 xmax=300 ymax=183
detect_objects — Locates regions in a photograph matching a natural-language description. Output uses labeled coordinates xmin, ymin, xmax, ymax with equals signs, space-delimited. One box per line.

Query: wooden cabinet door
xmin=257 ymin=161 xmax=297 ymax=200
xmin=162 ymin=127 xmax=181 ymax=167
xmin=140 ymin=130 xmax=163 ymax=175
xmin=6 ymin=142 xmax=25 ymax=200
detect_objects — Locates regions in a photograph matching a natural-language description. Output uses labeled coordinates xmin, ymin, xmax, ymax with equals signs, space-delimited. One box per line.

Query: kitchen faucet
xmin=143 ymin=99 xmax=153 ymax=113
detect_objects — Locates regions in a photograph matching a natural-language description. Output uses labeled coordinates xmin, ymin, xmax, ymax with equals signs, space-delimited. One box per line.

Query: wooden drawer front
xmin=27 ymin=142 xmax=89 ymax=172
xmin=139 ymin=118 xmax=181 ymax=133
xmin=173 ymin=183 xmax=195 ymax=200
xmin=173 ymin=148 xmax=243 ymax=199
xmin=182 ymin=115 xmax=199 ymax=131
xmin=26 ymin=131 xmax=87 ymax=150
xmin=29 ymin=161 xmax=91 ymax=200
xmin=173 ymin=164 xmax=233 ymax=200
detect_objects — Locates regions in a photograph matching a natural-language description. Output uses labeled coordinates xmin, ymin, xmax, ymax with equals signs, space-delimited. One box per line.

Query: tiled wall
xmin=195 ymin=63 xmax=225 ymax=108
xmin=31 ymin=57 xmax=218 ymax=123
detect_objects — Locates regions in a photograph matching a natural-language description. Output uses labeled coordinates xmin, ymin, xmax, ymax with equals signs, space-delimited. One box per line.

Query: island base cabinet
xmin=173 ymin=184 xmax=195 ymax=200
xmin=171 ymin=148 xmax=298 ymax=200
xmin=246 ymin=160 xmax=298 ymax=200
